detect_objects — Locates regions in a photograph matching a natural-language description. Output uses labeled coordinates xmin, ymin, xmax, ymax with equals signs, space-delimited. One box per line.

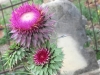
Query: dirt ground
xmin=0 ymin=44 xmax=9 ymax=54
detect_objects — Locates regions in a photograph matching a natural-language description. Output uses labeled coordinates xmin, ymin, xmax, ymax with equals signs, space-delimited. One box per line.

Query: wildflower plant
xmin=27 ymin=42 xmax=64 ymax=75
xmin=2 ymin=3 xmax=64 ymax=75
xmin=10 ymin=3 xmax=55 ymax=48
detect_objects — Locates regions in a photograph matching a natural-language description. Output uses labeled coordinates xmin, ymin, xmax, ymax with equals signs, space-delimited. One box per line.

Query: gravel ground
xmin=0 ymin=44 xmax=9 ymax=54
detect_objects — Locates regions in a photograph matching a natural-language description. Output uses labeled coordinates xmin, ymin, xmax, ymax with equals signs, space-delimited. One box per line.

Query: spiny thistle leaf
xmin=2 ymin=43 xmax=29 ymax=69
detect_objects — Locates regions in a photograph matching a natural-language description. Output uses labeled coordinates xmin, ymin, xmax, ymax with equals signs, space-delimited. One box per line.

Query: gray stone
xmin=75 ymin=48 xmax=99 ymax=75
xmin=42 ymin=0 xmax=99 ymax=75
xmin=42 ymin=0 xmax=87 ymax=46
xmin=97 ymin=60 xmax=100 ymax=67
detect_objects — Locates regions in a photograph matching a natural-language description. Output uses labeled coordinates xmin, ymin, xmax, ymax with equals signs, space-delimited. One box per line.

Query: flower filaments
xmin=10 ymin=3 xmax=55 ymax=48
xmin=33 ymin=48 xmax=50 ymax=65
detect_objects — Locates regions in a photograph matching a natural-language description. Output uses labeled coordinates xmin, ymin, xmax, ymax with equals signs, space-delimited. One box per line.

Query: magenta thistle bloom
xmin=33 ymin=48 xmax=50 ymax=65
xmin=10 ymin=3 xmax=55 ymax=48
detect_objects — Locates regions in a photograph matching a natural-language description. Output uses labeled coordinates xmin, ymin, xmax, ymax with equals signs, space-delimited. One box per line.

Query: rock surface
xmin=42 ymin=0 xmax=99 ymax=75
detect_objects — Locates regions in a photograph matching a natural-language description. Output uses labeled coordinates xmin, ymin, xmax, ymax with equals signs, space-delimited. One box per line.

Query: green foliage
xmin=75 ymin=0 xmax=99 ymax=23
xmin=34 ymin=0 xmax=43 ymax=4
xmin=2 ymin=43 xmax=28 ymax=69
xmin=86 ymin=29 xmax=94 ymax=37
xmin=1 ymin=42 xmax=63 ymax=75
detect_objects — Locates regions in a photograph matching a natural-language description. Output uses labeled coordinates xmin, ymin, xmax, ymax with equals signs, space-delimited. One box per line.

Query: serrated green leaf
xmin=43 ymin=64 xmax=48 ymax=74
xmin=46 ymin=64 xmax=48 ymax=69
xmin=50 ymin=64 xmax=55 ymax=69
xmin=51 ymin=55 xmax=55 ymax=59
xmin=55 ymin=61 xmax=63 ymax=69
xmin=35 ymin=71 xmax=39 ymax=75
xmin=18 ymin=55 xmax=22 ymax=61
xmin=32 ymin=66 xmax=37 ymax=72
xmin=15 ymin=46 xmax=20 ymax=50
xmin=40 ymin=70 xmax=43 ymax=75
xmin=43 ymin=69 xmax=47 ymax=75
xmin=53 ymin=69 xmax=57 ymax=75
xmin=12 ymin=59 xmax=15 ymax=66
xmin=48 ymin=68 xmax=53 ymax=75
xmin=21 ymin=52 xmax=25 ymax=57
xmin=50 ymin=44 xmax=56 ymax=48
xmin=46 ymin=71 xmax=49 ymax=75
xmin=54 ymin=48 xmax=62 ymax=55
xmin=36 ymin=66 xmax=42 ymax=71
xmin=46 ymin=40 xmax=50 ymax=48
xmin=54 ymin=63 xmax=60 ymax=69
xmin=30 ymin=65 xmax=35 ymax=69
xmin=43 ymin=67 xmax=47 ymax=75
xmin=13 ymin=51 xmax=17 ymax=55
xmin=11 ymin=53 xmax=15 ymax=59
xmin=53 ymin=57 xmax=62 ymax=61
xmin=10 ymin=43 xmax=16 ymax=49
xmin=15 ymin=55 xmax=18 ymax=62
xmin=17 ymin=51 xmax=21 ymax=55
xmin=9 ymin=56 xmax=13 ymax=67
xmin=54 ymin=52 xmax=63 ymax=60
xmin=50 ymin=60 xmax=55 ymax=63
xmin=50 ymin=48 xmax=56 ymax=54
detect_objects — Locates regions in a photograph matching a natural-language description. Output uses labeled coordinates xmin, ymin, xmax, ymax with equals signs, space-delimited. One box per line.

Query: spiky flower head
xmin=33 ymin=48 xmax=50 ymax=65
xmin=10 ymin=3 xmax=55 ymax=48
xmin=27 ymin=43 xmax=64 ymax=75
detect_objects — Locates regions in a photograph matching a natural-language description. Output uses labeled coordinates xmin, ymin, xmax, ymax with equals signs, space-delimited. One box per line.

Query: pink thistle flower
xmin=33 ymin=48 xmax=51 ymax=65
xmin=10 ymin=3 xmax=55 ymax=48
